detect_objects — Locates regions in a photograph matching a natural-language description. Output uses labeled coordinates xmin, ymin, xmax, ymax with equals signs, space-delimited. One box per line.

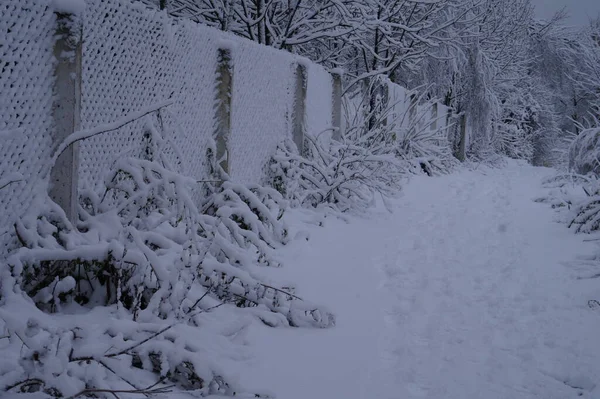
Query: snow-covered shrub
xmin=0 ymin=290 xmax=244 ymax=397
xmin=201 ymin=181 xmax=289 ymax=267
xmin=497 ymin=122 xmax=535 ymax=162
xmin=553 ymin=122 xmax=600 ymax=233
xmin=535 ymin=173 xmax=591 ymax=210
xmin=393 ymin=104 xmax=457 ymax=175
xmin=494 ymin=86 xmax=547 ymax=163
xmin=538 ymin=172 xmax=600 ymax=234
xmin=568 ymin=126 xmax=600 ymax=176
xmin=355 ymin=79 xmax=456 ymax=175
xmin=1 ymin=154 xmax=333 ymax=397
xmin=0 ymin=108 xmax=334 ymax=398
xmin=269 ymin=132 xmax=402 ymax=213
xmin=268 ymin=80 xmax=455 ymax=213
xmin=567 ymin=175 xmax=600 ymax=233
xmin=1 ymin=196 xmax=244 ymax=397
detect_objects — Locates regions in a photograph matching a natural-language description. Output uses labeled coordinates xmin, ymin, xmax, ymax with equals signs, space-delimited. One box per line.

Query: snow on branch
xmin=50 ymin=99 xmax=174 ymax=171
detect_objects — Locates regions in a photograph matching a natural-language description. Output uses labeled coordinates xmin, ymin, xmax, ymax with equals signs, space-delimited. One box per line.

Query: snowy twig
xmin=105 ymin=324 xmax=174 ymax=358
xmin=259 ymin=283 xmax=303 ymax=301
xmin=0 ymin=173 xmax=23 ymax=190
xmin=5 ymin=378 xmax=45 ymax=392
xmin=185 ymin=288 xmax=213 ymax=314
xmin=64 ymin=385 xmax=174 ymax=399
xmin=51 ymin=99 xmax=174 ymax=170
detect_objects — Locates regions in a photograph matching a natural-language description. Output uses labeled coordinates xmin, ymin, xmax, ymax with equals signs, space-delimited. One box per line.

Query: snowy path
xmin=227 ymin=161 xmax=600 ymax=399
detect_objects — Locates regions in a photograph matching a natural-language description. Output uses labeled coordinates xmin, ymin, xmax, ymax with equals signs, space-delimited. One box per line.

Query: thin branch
xmin=50 ymin=99 xmax=175 ymax=171
xmin=0 ymin=173 xmax=23 ymax=190
xmin=65 ymin=385 xmax=174 ymax=399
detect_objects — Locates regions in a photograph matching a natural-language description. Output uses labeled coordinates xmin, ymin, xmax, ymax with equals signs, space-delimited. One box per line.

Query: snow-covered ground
xmin=221 ymin=160 xmax=600 ymax=399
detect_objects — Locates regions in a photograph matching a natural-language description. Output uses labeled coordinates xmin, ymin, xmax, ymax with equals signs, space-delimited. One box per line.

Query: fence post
xmin=446 ymin=107 xmax=452 ymax=137
xmin=292 ymin=63 xmax=307 ymax=154
xmin=361 ymin=78 xmax=371 ymax=131
xmin=331 ymin=70 xmax=343 ymax=140
xmin=214 ymin=48 xmax=233 ymax=175
xmin=408 ymin=93 xmax=417 ymax=136
xmin=49 ymin=12 xmax=82 ymax=223
xmin=457 ymin=113 xmax=467 ymax=161
xmin=380 ymin=82 xmax=389 ymax=127
xmin=430 ymin=102 xmax=438 ymax=131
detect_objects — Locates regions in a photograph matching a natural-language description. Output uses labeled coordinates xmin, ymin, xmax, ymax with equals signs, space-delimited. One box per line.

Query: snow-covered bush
xmin=535 ymin=173 xmax=590 ymax=211
xmin=269 ymin=96 xmax=407 ymax=213
xmin=496 ymin=117 xmax=535 ymax=162
xmin=1 ymin=185 xmax=245 ymax=397
xmin=538 ymin=172 xmax=600 ymax=234
xmin=566 ymin=175 xmax=600 ymax=233
xmin=0 ymin=109 xmax=334 ymax=398
xmin=362 ymin=79 xmax=456 ymax=174
xmin=269 ymin=80 xmax=455 ymax=213
xmin=393 ymin=104 xmax=457 ymax=175
xmin=270 ymin=133 xmax=402 ymax=213
xmin=541 ymin=126 xmax=600 ymax=233
xmin=568 ymin=126 xmax=600 ymax=176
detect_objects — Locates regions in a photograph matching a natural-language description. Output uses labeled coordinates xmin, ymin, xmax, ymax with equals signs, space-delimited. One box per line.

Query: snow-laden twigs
xmin=536 ymin=128 xmax=600 ymax=233
xmin=64 ymin=385 xmax=174 ymax=399
xmin=568 ymin=126 xmax=600 ymax=176
xmin=537 ymin=171 xmax=600 ymax=233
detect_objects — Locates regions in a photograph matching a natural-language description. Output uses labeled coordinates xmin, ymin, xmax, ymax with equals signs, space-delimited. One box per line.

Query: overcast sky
xmin=530 ymin=0 xmax=600 ymax=26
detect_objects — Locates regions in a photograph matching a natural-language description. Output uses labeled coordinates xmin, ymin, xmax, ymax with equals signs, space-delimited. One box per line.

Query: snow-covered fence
xmin=344 ymin=77 xmax=451 ymax=145
xmin=385 ymin=80 xmax=451 ymax=138
xmin=0 ymin=0 xmax=451 ymax=258
xmin=0 ymin=0 xmax=336 ymax=255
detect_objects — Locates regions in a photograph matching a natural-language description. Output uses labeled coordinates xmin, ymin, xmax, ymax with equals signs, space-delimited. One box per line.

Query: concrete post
xmin=430 ymin=102 xmax=438 ymax=131
xmin=446 ymin=107 xmax=453 ymax=140
xmin=214 ymin=48 xmax=233 ymax=175
xmin=361 ymin=78 xmax=370 ymax=131
xmin=457 ymin=113 xmax=467 ymax=161
xmin=49 ymin=12 xmax=82 ymax=223
xmin=331 ymin=71 xmax=343 ymax=141
xmin=292 ymin=63 xmax=307 ymax=154
xmin=380 ymin=82 xmax=389 ymax=127
xmin=408 ymin=93 xmax=417 ymax=136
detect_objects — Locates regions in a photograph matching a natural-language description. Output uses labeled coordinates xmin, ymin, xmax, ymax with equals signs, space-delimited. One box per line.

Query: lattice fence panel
xmin=0 ymin=0 xmax=56 ymax=255
xmin=0 ymin=0 xmax=337 ymax=257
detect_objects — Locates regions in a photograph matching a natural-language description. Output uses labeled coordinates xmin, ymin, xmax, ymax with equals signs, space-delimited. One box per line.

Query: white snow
xmin=51 ymin=0 xmax=86 ymax=14
xmin=222 ymin=160 xmax=600 ymax=399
